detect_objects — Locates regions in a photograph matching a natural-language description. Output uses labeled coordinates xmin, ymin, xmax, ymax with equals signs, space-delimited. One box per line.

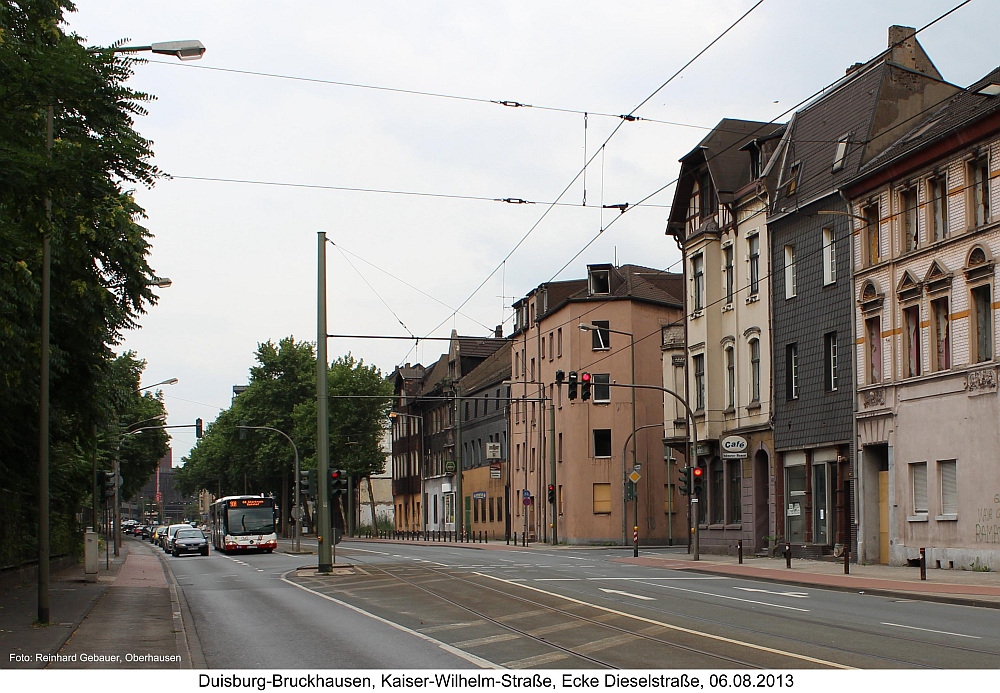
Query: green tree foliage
xmin=0 ymin=1 xmax=165 ymax=564
xmin=176 ymin=338 xmax=392 ymax=530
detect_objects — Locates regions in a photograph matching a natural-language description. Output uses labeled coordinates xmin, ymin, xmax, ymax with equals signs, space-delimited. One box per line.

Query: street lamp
xmin=235 ymin=426 xmax=300 ymax=551
xmin=138 ymin=377 xmax=178 ymax=392
xmin=580 ymin=323 xmax=637 ymax=546
xmin=36 ymin=38 xmax=204 ymax=625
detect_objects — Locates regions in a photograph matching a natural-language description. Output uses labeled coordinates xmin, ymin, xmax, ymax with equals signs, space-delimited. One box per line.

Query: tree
xmin=0 ymin=1 xmax=165 ymax=564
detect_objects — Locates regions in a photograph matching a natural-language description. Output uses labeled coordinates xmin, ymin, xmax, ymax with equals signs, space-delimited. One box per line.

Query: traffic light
xmin=547 ymin=484 xmax=556 ymax=504
xmin=330 ymin=470 xmax=349 ymax=498
xmin=555 ymin=370 xmax=565 ymax=387
xmin=195 ymin=418 xmax=203 ymax=438
xmin=300 ymin=470 xmax=316 ymax=499
xmin=678 ymin=466 xmax=691 ymax=496
xmin=567 ymin=371 xmax=578 ymax=400
xmin=580 ymin=372 xmax=592 ymax=401
xmin=97 ymin=470 xmax=112 ymax=501
xmin=692 ymin=462 xmax=706 ymax=497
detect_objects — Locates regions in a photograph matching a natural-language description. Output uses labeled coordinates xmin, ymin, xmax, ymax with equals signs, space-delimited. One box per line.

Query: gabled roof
xmin=459 ymin=341 xmax=511 ymax=395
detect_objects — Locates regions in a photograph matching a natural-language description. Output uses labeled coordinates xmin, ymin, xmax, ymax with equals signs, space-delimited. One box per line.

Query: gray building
xmin=768 ymin=26 xmax=957 ymax=555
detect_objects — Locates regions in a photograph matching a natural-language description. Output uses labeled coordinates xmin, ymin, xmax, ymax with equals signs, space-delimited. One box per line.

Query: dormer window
xmin=589 ymin=268 xmax=611 ymax=295
xmin=785 ymin=161 xmax=801 ymax=196
xmin=832 ymin=135 xmax=850 ymax=172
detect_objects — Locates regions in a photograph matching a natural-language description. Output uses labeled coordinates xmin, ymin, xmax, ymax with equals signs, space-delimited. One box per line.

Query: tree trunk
xmin=366 ymin=475 xmax=377 ymax=532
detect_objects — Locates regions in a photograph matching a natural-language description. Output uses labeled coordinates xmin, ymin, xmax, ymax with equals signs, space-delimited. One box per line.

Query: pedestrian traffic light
xmin=195 ymin=418 xmax=203 ymax=438
xmin=567 ymin=371 xmax=578 ymax=400
xmin=580 ymin=372 xmax=592 ymax=401
xmin=678 ymin=466 xmax=691 ymax=496
xmin=692 ymin=462 xmax=706 ymax=497
xmin=547 ymin=484 xmax=556 ymax=504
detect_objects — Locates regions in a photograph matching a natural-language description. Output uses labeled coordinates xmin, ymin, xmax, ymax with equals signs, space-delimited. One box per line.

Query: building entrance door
xmin=785 ymin=465 xmax=806 ymax=542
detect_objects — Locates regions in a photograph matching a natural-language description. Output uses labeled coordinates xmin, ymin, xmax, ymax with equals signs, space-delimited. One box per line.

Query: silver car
xmin=163 ymin=523 xmax=193 ymax=552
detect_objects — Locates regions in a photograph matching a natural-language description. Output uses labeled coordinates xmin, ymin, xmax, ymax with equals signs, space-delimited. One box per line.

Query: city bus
xmin=209 ymin=495 xmax=278 ymax=553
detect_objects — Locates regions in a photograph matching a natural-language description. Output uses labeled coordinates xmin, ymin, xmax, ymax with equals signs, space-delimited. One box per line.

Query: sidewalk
xmin=0 ymin=537 xmax=192 ymax=669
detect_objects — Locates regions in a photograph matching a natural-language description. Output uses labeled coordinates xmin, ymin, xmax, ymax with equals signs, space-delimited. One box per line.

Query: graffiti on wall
xmin=975 ymin=494 xmax=1000 ymax=544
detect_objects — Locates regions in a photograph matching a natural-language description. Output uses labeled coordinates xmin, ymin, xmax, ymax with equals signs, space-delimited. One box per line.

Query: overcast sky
xmin=65 ymin=0 xmax=997 ymax=461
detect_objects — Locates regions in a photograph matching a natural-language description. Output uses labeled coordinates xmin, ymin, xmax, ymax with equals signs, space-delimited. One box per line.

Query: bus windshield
xmin=226 ymin=506 xmax=274 ymax=535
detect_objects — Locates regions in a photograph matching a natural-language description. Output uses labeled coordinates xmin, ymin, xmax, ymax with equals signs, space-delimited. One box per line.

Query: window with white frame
xmin=911 ymin=462 xmax=928 ymax=516
xmin=693 ymin=354 xmax=706 ymax=411
xmin=749 ymin=338 xmax=761 ymax=403
xmin=821 ymin=227 xmax=836 ymax=285
xmin=748 ymin=234 xmax=760 ymax=295
xmin=824 ymin=331 xmax=838 ymax=391
xmin=725 ymin=345 xmax=736 ymax=410
xmin=724 ymin=244 xmax=734 ymax=305
xmin=939 ymin=460 xmax=957 ymax=516
xmin=832 ymin=135 xmax=850 ymax=172
xmin=784 ymin=245 xmax=797 ymax=298
xmin=786 ymin=343 xmax=798 ymax=400
xmin=692 ymin=254 xmax=705 ymax=311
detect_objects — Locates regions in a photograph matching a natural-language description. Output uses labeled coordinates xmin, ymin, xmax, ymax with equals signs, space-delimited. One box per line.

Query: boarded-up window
xmin=939 ymin=461 xmax=957 ymax=515
xmin=911 ymin=462 xmax=928 ymax=515
xmin=593 ymin=483 xmax=612 ymax=514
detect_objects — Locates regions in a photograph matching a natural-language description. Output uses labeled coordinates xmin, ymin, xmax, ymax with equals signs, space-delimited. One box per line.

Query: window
xmin=540 ymin=337 xmax=545 ymax=362
xmin=785 ymin=344 xmax=798 ymax=400
xmin=866 ymin=317 xmax=882 ymax=384
xmin=749 ymin=338 xmax=761 ymax=403
xmin=590 ymin=269 xmax=611 ymax=295
xmin=557 ymin=432 xmax=563 ymax=463
xmin=832 ymin=135 xmax=849 ymax=172
xmin=939 ymin=460 xmax=957 ymax=516
xmin=822 ymin=227 xmax=837 ymax=285
xmin=900 ymin=186 xmax=918 ymax=253
xmin=548 ymin=332 xmax=554 ymax=360
xmin=530 ymin=358 xmax=535 ymax=382
xmin=927 ymin=175 xmax=948 ymax=242
xmin=692 ymin=254 xmax=705 ymax=311
xmin=693 ymin=354 xmax=706 ymax=411
xmin=748 ymin=234 xmax=760 ymax=295
xmin=968 ymin=156 xmax=991 ymax=228
xmin=725 ymin=346 xmax=736 ymax=410
xmin=931 ymin=297 xmax=951 ymax=371
xmin=593 ymin=483 xmax=612 ymax=514
xmin=785 ymin=161 xmax=801 ymax=196
xmin=591 ymin=320 xmax=610 ymax=350
xmin=558 ymin=485 xmax=564 ymax=515
xmin=699 ymin=170 xmax=715 ymax=218
xmin=911 ymin=462 xmax=928 ymax=516
xmin=902 ymin=305 xmax=922 ymax=377
xmin=557 ymin=328 xmax=563 ymax=357
xmin=729 ymin=461 xmax=742 ymax=524
xmin=711 ymin=459 xmax=724 ymax=523
xmin=593 ymin=429 xmax=612 ymax=458
xmin=593 ymin=373 xmax=611 ymax=402
xmin=784 ymin=245 xmax=796 ymax=298
xmin=864 ymin=204 xmax=880 ymax=266
xmin=824 ymin=332 xmax=838 ymax=391
xmin=972 ymin=284 xmax=993 ymax=362
xmin=488 ymin=497 xmax=494 ymax=523
xmin=724 ymin=244 xmax=734 ymax=304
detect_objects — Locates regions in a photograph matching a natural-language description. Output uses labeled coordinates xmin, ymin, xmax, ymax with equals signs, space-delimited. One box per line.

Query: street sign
xmin=486 ymin=442 xmax=501 ymax=459
xmin=445 ymin=460 xmax=456 ymax=473
xmin=490 ymin=462 xmax=501 ymax=479
xmin=522 ymin=489 xmax=531 ymax=499
xmin=628 ymin=470 xmax=641 ymax=484
xmin=522 ymin=496 xmax=532 ymax=506
xmin=473 ymin=491 xmax=486 ymax=499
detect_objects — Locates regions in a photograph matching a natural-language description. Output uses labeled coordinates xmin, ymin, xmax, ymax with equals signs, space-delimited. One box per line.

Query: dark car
xmin=172 ymin=528 xmax=209 ymax=557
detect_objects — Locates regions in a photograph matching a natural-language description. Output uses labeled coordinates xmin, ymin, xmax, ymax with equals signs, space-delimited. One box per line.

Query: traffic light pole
xmin=605 ymin=382 xmax=700 ymax=560
xmin=621 ymin=423 xmax=660 ymax=555
xmin=317 ymin=232 xmax=332 ymax=572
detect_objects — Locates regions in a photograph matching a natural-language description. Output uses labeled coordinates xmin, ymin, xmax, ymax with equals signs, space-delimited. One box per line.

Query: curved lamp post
xmin=236 ymin=426 xmax=300 ymax=551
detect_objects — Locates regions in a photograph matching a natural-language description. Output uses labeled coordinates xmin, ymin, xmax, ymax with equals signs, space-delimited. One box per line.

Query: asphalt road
xmin=165 ymin=539 xmax=1000 ymax=669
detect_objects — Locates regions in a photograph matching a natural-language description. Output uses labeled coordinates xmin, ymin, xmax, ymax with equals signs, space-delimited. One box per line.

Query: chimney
xmin=494 ymin=325 xmax=503 ymax=339
xmin=888 ymin=25 xmax=918 ymax=70
xmin=845 ymin=62 xmax=864 ymax=76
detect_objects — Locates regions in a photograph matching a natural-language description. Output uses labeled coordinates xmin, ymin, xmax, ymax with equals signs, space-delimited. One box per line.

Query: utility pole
xmin=316 ymin=232 xmax=332 ymax=572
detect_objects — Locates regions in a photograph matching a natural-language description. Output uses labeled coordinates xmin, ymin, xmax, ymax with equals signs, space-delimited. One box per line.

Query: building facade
xmin=510 ymin=264 xmax=685 ymax=545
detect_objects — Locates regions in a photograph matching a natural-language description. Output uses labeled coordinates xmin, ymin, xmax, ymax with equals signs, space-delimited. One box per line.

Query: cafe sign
xmin=721 ymin=435 xmax=748 ymax=459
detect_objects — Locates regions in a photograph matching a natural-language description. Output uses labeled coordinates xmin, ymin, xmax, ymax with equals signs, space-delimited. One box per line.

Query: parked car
xmin=172 ymin=528 xmax=209 ymax=557
xmin=140 ymin=525 xmax=153 ymax=540
xmin=163 ymin=523 xmax=193 ymax=553
xmin=151 ymin=525 xmax=167 ymax=545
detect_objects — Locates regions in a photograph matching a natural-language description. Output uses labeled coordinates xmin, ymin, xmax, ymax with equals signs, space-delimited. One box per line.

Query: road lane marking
xmin=453 ymin=633 xmax=521 ymax=648
xmin=587 ymin=576 xmax=726 ymax=581
xmin=881 ymin=622 xmax=980 ymax=639
xmin=280 ymin=571 xmax=498 ymax=668
xmin=632 ymin=580 xmax=810 ymax=612
xmin=600 ymin=588 xmax=655 ymax=600
xmin=342 ymin=547 xmax=391 ymax=555
xmin=474 ymin=572 xmax=850 ymax=669
xmin=734 ymin=587 xmax=809 ymax=598
xmin=420 ymin=620 xmax=484 ymax=633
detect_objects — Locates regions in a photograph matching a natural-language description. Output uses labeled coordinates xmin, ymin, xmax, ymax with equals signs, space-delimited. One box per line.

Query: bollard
xmin=738 ymin=539 xmax=743 ymax=565
xmin=920 ymin=547 xmax=926 ymax=580
xmin=785 ymin=542 xmax=792 ymax=569
xmin=513 ymin=532 xmax=517 ymax=545
xmin=844 ymin=545 xmax=850 ymax=575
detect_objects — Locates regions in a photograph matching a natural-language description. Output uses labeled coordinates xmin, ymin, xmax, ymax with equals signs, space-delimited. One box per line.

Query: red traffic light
xmin=581 ymin=372 xmax=592 ymax=383
xmin=691 ymin=466 xmax=704 ymax=478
